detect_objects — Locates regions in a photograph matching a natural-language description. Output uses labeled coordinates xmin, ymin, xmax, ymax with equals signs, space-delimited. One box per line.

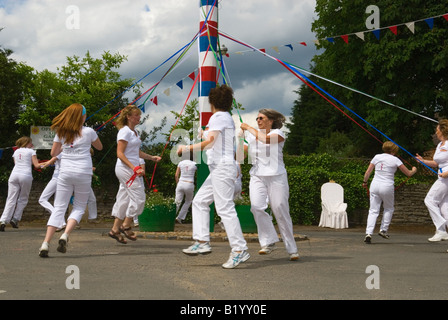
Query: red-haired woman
xmin=39 ymin=103 xmax=103 ymax=257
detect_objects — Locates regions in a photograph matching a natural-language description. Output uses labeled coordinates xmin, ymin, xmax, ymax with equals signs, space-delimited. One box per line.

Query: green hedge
xmin=240 ymin=153 xmax=422 ymax=225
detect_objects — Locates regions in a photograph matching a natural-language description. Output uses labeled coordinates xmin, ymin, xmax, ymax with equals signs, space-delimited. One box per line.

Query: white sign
xmin=30 ymin=126 xmax=55 ymax=150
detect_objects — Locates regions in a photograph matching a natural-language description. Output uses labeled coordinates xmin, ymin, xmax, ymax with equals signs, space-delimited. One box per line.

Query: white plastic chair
xmin=319 ymin=181 xmax=349 ymax=229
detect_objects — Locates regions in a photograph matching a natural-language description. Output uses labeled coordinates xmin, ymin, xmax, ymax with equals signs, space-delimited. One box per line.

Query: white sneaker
xmin=57 ymin=233 xmax=69 ymax=253
xmin=222 ymin=250 xmax=250 ymax=269
xmin=39 ymin=242 xmax=49 ymax=258
xmin=289 ymin=252 xmax=300 ymax=261
xmin=258 ymin=243 xmax=277 ymax=255
xmin=428 ymin=231 xmax=448 ymax=242
xmin=182 ymin=241 xmax=212 ymax=255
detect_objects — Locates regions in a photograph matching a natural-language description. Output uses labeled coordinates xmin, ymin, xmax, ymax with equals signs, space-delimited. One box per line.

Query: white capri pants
xmin=192 ymin=163 xmax=248 ymax=252
xmin=249 ymin=173 xmax=297 ymax=254
xmin=366 ymin=180 xmax=395 ymax=234
xmin=0 ymin=173 xmax=33 ymax=223
xmin=47 ymin=172 xmax=92 ymax=228
xmin=111 ymin=165 xmax=146 ymax=220
xmin=175 ymin=181 xmax=195 ymax=220
xmin=424 ymin=178 xmax=448 ymax=231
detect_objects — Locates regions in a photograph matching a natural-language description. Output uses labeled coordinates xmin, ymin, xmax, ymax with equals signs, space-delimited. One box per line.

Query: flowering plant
xmin=144 ymin=186 xmax=175 ymax=209
xmin=234 ymin=191 xmax=251 ymax=206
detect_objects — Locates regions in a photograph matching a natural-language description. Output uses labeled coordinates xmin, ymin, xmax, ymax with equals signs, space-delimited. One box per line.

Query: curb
xmin=132 ymin=231 xmax=309 ymax=242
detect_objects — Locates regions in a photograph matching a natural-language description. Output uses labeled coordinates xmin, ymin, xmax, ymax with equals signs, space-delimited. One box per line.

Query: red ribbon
xmin=126 ymin=166 xmax=142 ymax=188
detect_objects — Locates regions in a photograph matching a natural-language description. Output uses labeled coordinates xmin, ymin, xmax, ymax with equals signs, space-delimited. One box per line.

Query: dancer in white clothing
xmin=0 ymin=137 xmax=41 ymax=231
xmin=177 ymin=85 xmax=250 ymax=269
xmin=109 ymin=105 xmax=161 ymax=244
xmin=39 ymin=103 xmax=103 ymax=257
xmin=175 ymin=158 xmax=197 ymax=223
xmin=240 ymin=109 xmax=299 ymax=261
xmin=416 ymin=119 xmax=448 ymax=242
xmin=38 ymin=154 xmax=62 ymax=215
xmin=363 ymin=141 xmax=417 ymax=243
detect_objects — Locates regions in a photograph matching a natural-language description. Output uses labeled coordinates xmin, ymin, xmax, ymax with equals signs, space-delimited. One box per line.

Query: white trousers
xmin=175 ymin=181 xmax=194 ymax=220
xmin=366 ymin=181 xmax=395 ymax=234
xmin=111 ymin=165 xmax=145 ymax=220
xmin=0 ymin=173 xmax=33 ymax=223
xmin=192 ymin=163 xmax=248 ymax=252
xmin=47 ymin=172 xmax=92 ymax=228
xmin=249 ymin=173 xmax=297 ymax=254
xmin=39 ymin=178 xmax=97 ymax=219
xmin=424 ymin=178 xmax=448 ymax=231
xmin=39 ymin=178 xmax=58 ymax=214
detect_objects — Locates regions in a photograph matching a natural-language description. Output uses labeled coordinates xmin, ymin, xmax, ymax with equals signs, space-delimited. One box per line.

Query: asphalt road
xmin=1 ymin=221 xmax=447 ymax=304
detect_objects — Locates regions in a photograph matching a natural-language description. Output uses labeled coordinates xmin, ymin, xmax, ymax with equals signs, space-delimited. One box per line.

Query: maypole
xmin=198 ymin=0 xmax=218 ymax=231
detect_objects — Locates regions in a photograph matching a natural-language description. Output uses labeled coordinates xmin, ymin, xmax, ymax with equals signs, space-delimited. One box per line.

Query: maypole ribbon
xmin=215 ymin=28 xmax=438 ymax=175
xmin=126 ymin=166 xmax=142 ymax=188
xmin=284 ymin=62 xmax=438 ymax=124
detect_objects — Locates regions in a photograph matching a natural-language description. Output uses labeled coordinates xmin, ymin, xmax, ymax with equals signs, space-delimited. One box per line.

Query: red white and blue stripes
xmin=198 ymin=0 xmax=218 ymax=127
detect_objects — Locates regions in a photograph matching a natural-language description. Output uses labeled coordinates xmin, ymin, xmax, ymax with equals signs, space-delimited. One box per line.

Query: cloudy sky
xmin=0 ymin=0 xmax=319 ymax=140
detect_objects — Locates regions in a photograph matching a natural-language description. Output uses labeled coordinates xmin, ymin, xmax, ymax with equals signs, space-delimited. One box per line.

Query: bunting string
xmin=226 ymin=12 xmax=448 ymax=56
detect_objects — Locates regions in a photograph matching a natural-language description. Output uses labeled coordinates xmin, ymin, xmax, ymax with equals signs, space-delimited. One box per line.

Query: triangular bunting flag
xmin=164 ymin=88 xmax=170 ymax=96
xmin=188 ymin=72 xmax=195 ymax=81
xmin=313 ymin=39 xmax=320 ymax=46
xmin=272 ymin=46 xmax=279 ymax=53
xmin=372 ymin=29 xmax=380 ymax=40
xmin=341 ymin=35 xmax=349 ymax=44
xmin=406 ymin=22 xmax=415 ymax=33
xmin=355 ymin=32 xmax=365 ymax=40
xmin=150 ymin=96 xmax=158 ymax=105
xmin=299 ymin=42 xmax=307 ymax=46
xmin=260 ymin=48 xmax=266 ymax=53
xmin=138 ymin=104 xmax=145 ymax=113
xmin=176 ymin=80 xmax=183 ymax=90
xmin=425 ymin=18 xmax=434 ymax=29
xmin=326 ymin=37 xmax=335 ymax=43
xmin=389 ymin=25 xmax=398 ymax=35
xmin=443 ymin=14 xmax=448 ymax=21
xmin=285 ymin=44 xmax=294 ymax=50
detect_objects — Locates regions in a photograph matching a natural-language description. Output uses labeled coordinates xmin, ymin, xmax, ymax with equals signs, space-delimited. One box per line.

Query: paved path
xmin=1 ymin=221 xmax=447 ymax=303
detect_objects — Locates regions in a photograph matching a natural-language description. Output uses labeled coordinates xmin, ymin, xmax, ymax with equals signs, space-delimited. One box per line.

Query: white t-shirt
xmin=178 ymin=160 xmax=197 ymax=183
xmin=371 ymin=153 xmax=403 ymax=186
xmin=246 ymin=128 xmax=286 ymax=176
xmin=433 ymin=141 xmax=448 ymax=173
xmin=116 ymin=126 xmax=141 ymax=168
xmin=206 ymin=111 xmax=235 ymax=165
xmin=11 ymin=148 xmax=36 ymax=177
xmin=54 ymin=126 xmax=98 ymax=175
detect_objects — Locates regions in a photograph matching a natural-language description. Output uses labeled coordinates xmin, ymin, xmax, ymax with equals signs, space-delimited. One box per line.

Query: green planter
xmin=236 ymin=205 xmax=258 ymax=233
xmin=139 ymin=204 xmax=176 ymax=232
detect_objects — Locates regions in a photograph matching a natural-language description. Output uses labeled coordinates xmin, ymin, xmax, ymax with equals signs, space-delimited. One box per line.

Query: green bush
xmin=239 ymin=153 xmax=423 ymax=226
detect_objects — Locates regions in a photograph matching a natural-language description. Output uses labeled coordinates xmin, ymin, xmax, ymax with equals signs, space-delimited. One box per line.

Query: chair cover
xmin=318 ymin=182 xmax=349 ymax=229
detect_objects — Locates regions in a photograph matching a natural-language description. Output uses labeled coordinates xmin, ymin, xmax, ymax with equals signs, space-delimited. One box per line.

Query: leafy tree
xmin=0 ymin=36 xmax=33 ymax=147
xmin=286 ymin=0 xmax=448 ymax=157
xmin=11 ymin=51 xmax=143 ymax=187
xmin=0 ymin=32 xmax=34 ymax=191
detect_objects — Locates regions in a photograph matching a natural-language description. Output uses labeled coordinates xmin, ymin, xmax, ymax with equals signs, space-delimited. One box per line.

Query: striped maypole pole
xmin=198 ymin=0 xmax=218 ymax=231
xmin=198 ymin=0 xmax=218 ymax=128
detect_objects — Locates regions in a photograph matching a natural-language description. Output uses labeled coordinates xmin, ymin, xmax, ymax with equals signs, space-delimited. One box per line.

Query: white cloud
xmin=0 ymin=0 xmax=317 ymax=136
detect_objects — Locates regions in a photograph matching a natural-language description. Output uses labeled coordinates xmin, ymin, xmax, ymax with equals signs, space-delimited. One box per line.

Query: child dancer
xmin=0 ymin=137 xmax=41 ymax=231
